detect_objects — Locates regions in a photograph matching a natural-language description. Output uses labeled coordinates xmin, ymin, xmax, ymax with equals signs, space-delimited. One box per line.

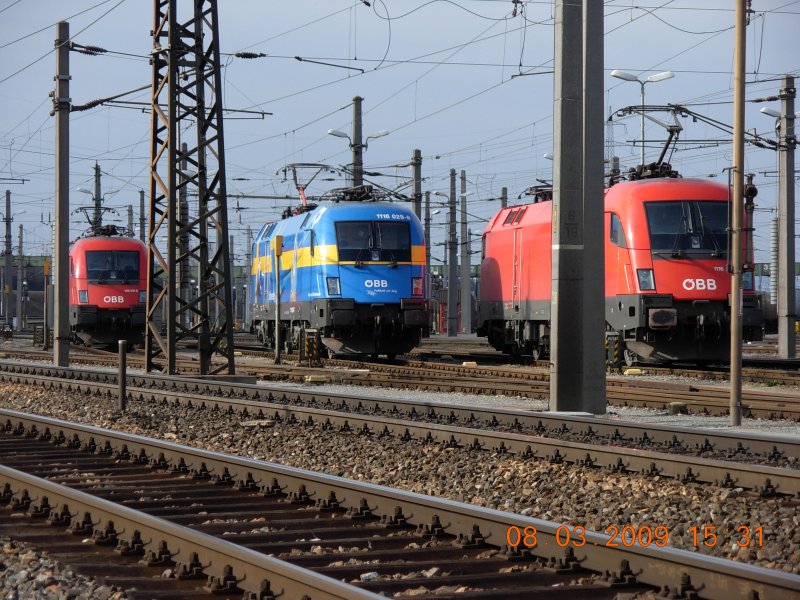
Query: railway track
xmin=0 ymin=361 xmax=797 ymax=494
xmin=1 ymin=409 xmax=798 ymax=599
xmin=2 ymin=346 xmax=798 ymax=420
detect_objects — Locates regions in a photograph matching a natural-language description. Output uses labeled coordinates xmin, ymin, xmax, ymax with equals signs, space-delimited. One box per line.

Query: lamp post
xmin=434 ymin=190 xmax=458 ymax=337
xmin=327 ymin=97 xmax=388 ymax=187
xmin=611 ymin=69 xmax=674 ymax=166
xmin=760 ymin=76 xmax=797 ymax=359
xmin=327 ymin=128 xmax=389 ymax=187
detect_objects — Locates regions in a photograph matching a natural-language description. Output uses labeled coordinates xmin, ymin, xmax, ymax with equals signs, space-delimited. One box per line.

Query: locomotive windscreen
xmin=86 ymin=250 xmax=140 ymax=283
xmin=644 ymin=201 xmax=727 ymax=258
xmin=335 ymin=221 xmax=411 ymax=262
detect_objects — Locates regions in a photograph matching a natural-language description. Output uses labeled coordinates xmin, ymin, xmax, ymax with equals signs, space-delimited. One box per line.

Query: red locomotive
xmin=69 ymin=225 xmax=147 ymax=348
xmin=477 ymin=176 xmax=763 ymax=364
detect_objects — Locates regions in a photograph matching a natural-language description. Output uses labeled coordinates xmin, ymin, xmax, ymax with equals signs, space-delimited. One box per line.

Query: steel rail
xmin=0 ymin=464 xmax=382 ymax=599
xmin=1 ymin=410 xmax=798 ymax=599
xmin=0 ymin=360 xmax=796 ymax=461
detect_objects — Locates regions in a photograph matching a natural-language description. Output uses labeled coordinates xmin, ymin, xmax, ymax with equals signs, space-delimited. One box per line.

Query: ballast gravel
xmin=0 ymin=381 xmax=798 ymax=584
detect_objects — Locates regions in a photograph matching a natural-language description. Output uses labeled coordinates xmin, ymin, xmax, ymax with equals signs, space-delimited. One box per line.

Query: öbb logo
xmin=364 ymin=279 xmax=389 ymax=288
xmin=103 ymin=295 xmax=125 ymax=304
xmin=682 ymin=278 xmax=717 ymax=291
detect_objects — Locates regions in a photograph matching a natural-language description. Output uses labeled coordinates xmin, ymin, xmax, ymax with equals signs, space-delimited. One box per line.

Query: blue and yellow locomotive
xmin=250 ymin=197 xmax=428 ymax=358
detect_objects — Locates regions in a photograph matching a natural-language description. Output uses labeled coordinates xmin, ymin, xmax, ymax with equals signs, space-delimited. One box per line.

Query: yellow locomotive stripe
xmin=252 ymin=244 xmax=425 ymax=275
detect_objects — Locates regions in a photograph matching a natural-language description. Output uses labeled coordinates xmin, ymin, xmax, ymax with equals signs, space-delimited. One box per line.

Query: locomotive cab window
xmin=645 ymin=201 xmax=728 ymax=259
xmin=335 ymin=221 xmax=411 ymax=262
xmin=86 ymin=250 xmax=140 ymax=283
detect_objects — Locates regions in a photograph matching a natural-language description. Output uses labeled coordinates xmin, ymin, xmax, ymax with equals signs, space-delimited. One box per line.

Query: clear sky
xmin=0 ymin=0 xmax=797 ymax=268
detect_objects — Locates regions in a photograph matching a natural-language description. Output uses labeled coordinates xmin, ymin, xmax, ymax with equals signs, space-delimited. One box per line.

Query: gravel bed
xmin=1 ymin=382 xmax=799 ymax=579
xmin=0 ymin=537 xmax=125 ymax=599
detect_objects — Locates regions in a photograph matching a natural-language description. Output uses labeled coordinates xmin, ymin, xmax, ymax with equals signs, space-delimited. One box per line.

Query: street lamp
xmin=611 ymin=69 xmax=674 ymax=166
xmin=326 ymin=128 xmax=389 ymax=187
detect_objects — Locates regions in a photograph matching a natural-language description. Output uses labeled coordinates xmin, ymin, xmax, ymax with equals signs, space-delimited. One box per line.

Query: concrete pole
xmin=244 ymin=226 xmax=252 ymax=328
xmin=411 ymin=149 xmax=422 ymax=218
xmin=550 ymin=0 xmax=605 ymax=414
xmin=447 ymin=169 xmax=458 ymax=337
xmin=127 ymin=205 xmax=134 ymax=236
xmin=93 ymin=162 xmax=102 ymax=230
xmin=770 ymin=218 xmax=778 ymax=305
xmin=139 ymin=189 xmax=145 ymax=242
xmin=53 ymin=20 xmax=70 ymax=367
xmin=16 ymin=225 xmax=22 ymax=331
xmin=3 ymin=191 xmax=11 ymax=324
xmin=776 ymin=74 xmax=796 ymax=359
xmin=352 ymin=96 xmax=364 ymax=187
xmin=500 ymin=186 xmax=508 ymax=209
xmin=729 ymin=0 xmax=747 ymax=426
xmin=424 ymin=191 xmax=431 ymax=309
xmin=459 ymin=170 xmax=471 ymax=334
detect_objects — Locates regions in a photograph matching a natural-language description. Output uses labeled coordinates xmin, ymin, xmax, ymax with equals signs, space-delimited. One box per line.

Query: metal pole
xmin=16 ymin=224 xmax=22 ymax=331
xmin=500 ymin=186 xmax=508 ymax=209
xmin=93 ymin=162 xmax=102 ymax=230
xmin=53 ymin=20 xmax=70 ymax=367
xmin=424 ymin=191 xmax=431 ymax=317
xmin=639 ymin=81 xmax=646 ymax=166
xmin=245 ymin=226 xmax=252 ymax=329
xmin=274 ymin=235 xmax=283 ymax=365
xmin=777 ymin=74 xmax=796 ymax=359
xmin=412 ymin=149 xmax=422 ymax=219
xmin=459 ymin=170 xmax=471 ymax=334
xmin=127 ymin=205 xmax=134 ymax=236
xmin=352 ymin=96 xmax=363 ymax=187
xmin=447 ymin=169 xmax=458 ymax=337
xmin=3 ymin=191 xmax=11 ymax=325
xmin=729 ymin=0 xmax=747 ymax=426
xmin=179 ymin=142 xmax=189 ymax=330
xmin=139 ymin=189 xmax=145 ymax=242
xmin=118 ymin=340 xmax=127 ymax=412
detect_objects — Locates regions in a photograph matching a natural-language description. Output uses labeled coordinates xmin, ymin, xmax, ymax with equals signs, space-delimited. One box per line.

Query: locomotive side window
xmin=86 ymin=250 xmax=140 ymax=283
xmin=609 ymin=213 xmax=626 ymax=247
xmin=645 ymin=201 xmax=728 ymax=259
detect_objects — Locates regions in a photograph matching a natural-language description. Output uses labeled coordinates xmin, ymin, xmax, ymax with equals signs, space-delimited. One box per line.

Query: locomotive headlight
xmin=139 ymin=291 xmax=146 ymax=304
xmin=78 ymin=290 xmax=88 ymax=304
xmin=412 ymin=277 xmax=424 ymax=297
xmin=637 ymin=269 xmax=656 ymax=291
xmin=326 ymin=277 xmax=341 ymax=295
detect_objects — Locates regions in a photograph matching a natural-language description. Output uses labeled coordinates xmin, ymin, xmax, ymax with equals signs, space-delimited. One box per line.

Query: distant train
xmin=477 ymin=176 xmax=763 ymax=365
xmin=250 ymin=195 xmax=429 ymax=358
xmin=69 ymin=226 xmax=147 ymax=348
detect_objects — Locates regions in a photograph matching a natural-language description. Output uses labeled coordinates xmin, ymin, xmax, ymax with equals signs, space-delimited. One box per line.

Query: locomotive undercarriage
xmin=608 ymin=294 xmax=763 ymax=365
xmin=69 ymin=305 xmax=145 ymax=348
xmin=478 ymin=293 xmax=763 ymax=365
xmin=252 ymin=298 xmax=427 ymax=359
